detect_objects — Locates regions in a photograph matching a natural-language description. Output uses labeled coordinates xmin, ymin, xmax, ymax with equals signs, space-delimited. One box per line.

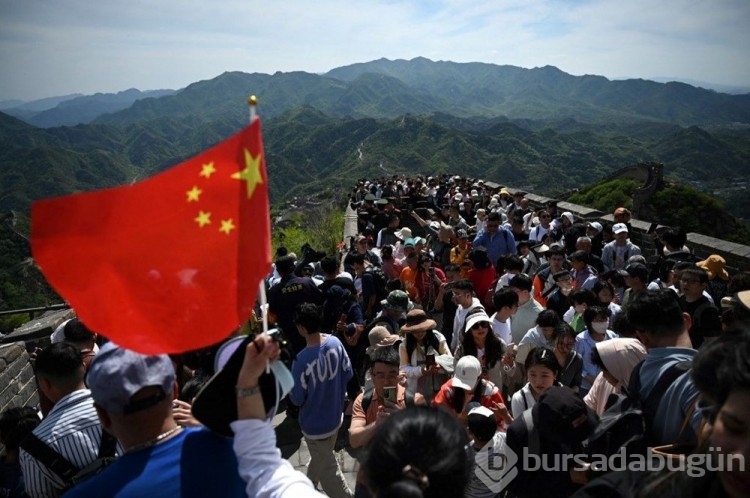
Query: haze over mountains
xmin=1 ymin=57 xmax=749 ymax=218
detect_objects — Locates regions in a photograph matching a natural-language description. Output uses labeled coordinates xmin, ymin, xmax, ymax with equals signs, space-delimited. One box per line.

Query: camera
xmin=266 ymin=328 xmax=287 ymax=347
xmin=383 ymin=386 xmax=397 ymax=404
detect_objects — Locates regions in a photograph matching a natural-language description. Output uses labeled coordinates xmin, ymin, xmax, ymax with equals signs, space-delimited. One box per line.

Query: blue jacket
xmin=575 ymin=329 xmax=618 ymax=390
xmin=473 ymin=228 xmax=516 ymax=266
xmin=635 ymin=347 xmax=700 ymax=446
xmin=290 ymin=335 xmax=353 ymax=438
xmin=601 ymin=240 xmax=642 ymax=272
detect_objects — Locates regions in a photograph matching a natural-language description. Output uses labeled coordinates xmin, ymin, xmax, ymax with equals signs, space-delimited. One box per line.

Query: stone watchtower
xmin=632 ymin=162 xmax=664 ymax=220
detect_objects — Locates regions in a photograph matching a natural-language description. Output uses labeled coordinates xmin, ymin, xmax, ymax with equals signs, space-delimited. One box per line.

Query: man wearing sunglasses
xmin=528 ymin=210 xmax=553 ymax=243
xmin=472 ymin=212 xmax=516 ymax=268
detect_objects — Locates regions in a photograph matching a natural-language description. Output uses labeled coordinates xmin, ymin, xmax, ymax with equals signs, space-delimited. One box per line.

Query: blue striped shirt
xmin=20 ymin=389 xmax=108 ymax=497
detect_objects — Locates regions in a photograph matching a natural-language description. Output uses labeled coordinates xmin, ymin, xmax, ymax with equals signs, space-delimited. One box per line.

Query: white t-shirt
xmin=510 ymin=384 xmax=536 ymax=417
xmin=490 ymin=313 xmax=512 ymax=345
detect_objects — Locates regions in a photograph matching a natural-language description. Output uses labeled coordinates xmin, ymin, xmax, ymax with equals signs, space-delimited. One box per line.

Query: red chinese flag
xmin=31 ymin=120 xmax=271 ymax=354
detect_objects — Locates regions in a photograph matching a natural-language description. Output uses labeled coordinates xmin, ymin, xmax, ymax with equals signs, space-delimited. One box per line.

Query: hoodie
xmin=583 ymin=338 xmax=647 ymax=415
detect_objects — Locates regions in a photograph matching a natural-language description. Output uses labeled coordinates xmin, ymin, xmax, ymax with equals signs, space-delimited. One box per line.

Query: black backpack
xmin=361 ymin=388 xmax=415 ymax=412
xmin=20 ymin=430 xmax=118 ymax=492
xmin=365 ymin=267 xmax=389 ymax=301
xmin=585 ymin=360 xmax=691 ymax=459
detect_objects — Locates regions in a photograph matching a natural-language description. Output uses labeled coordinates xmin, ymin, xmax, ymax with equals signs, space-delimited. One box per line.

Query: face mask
xmin=591 ymin=321 xmax=609 ymax=334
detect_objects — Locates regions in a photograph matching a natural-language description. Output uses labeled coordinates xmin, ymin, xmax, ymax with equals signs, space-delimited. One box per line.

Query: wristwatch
xmin=236 ymin=385 xmax=261 ymax=397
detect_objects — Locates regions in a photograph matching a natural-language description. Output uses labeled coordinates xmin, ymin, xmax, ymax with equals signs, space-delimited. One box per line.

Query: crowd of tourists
xmin=1 ymin=173 xmax=749 ymax=498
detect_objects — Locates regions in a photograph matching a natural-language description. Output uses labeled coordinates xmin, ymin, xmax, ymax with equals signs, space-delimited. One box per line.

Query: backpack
xmin=365 ymin=267 xmax=389 ymax=301
xmin=363 ymin=314 xmax=401 ymax=336
xmin=20 ymin=430 xmax=118 ymax=492
xmin=584 ymin=360 xmax=691 ymax=459
xmin=483 ymin=276 xmax=501 ymax=312
xmin=522 ymin=409 xmax=541 ymax=457
xmin=361 ymin=388 xmax=415 ymax=412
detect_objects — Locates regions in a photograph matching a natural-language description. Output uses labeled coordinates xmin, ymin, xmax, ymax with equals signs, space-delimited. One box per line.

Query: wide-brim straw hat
xmin=400 ymin=309 xmax=437 ymax=335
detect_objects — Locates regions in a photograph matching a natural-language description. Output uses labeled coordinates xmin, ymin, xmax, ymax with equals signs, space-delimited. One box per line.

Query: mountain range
xmin=0 ymin=88 xmax=175 ymax=127
xmin=1 ymin=57 xmax=749 ymax=219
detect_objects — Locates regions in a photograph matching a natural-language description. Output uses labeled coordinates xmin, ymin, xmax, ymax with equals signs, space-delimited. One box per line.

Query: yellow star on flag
xmin=200 ymin=162 xmax=216 ymax=178
xmin=186 ymin=186 xmax=202 ymax=202
xmin=231 ymin=149 xmax=264 ymax=199
xmin=195 ymin=211 xmax=211 ymax=228
xmin=219 ymin=218 xmax=235 ymax=234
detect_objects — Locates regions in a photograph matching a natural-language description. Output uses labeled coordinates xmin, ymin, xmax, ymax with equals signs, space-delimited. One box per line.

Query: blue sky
xmin=1 ymin=0 xmax=748 ymax=101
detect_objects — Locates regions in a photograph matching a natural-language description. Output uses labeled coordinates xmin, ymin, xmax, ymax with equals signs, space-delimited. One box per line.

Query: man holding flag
xmin=31 ymin=110 xmax=275 ymax=496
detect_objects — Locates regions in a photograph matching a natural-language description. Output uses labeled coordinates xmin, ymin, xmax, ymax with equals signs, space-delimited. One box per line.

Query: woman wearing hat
xmin=414 ymin=253 xmax=446 ymax=312
xmin=399 ymin=309 xmax=451 ymax=404
xmin=432 ymin=355 xmax=511 ymax=430
xmin=697 ymin=254 xmax=730 ymax=305
xmin=454 ymin=311 xmax=519 ymax=393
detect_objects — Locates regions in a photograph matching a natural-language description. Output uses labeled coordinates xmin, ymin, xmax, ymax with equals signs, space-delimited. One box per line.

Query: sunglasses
xmin=471 ymin=321 xmax=490 ymax=330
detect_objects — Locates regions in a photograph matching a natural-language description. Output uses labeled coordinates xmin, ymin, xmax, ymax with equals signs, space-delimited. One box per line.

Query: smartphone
xmin=425 ymin=354 xmax=436 ymax=366
xmin=383 ymin=386 xmax=397 ymax=404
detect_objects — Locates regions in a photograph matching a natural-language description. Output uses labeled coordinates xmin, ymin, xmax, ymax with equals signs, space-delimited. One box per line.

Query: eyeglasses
xmin=540 ymin=215 xmax=551 ymax=219
xmin=372 ymin=371 xmax=400 ymax=381
xmin=487 ymin=223 xmax=499 ymax=228
xmin=357 ymin=240 xmax=367 ymax=245
xmin=471 ymin=321 xmax=490 ymax=330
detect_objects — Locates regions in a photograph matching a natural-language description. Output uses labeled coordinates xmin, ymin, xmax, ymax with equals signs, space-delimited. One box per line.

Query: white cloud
xmin=0 ymin=0 xmax=748 ymax=100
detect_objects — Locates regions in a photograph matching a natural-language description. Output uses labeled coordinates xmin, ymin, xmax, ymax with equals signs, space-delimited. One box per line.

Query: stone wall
xmin=510 ymin=190 xmax=750 ymax=274
xmin=0 ymin=342 xmax=38 ymax=454
xmin=0 ymin=308 xmax=73 ymax=438
xmin=0 ymin=343 xmax=38 ymax=413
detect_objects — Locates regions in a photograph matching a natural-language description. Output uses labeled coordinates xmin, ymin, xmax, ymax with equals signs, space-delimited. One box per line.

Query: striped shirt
xmin=20 ymin=389 xmax=107 ymax=498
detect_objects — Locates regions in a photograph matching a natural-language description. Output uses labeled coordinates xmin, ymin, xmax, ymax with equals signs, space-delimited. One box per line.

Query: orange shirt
xmin=432 ymin=378 xmax=507 ymax=430
xmin=400 ymin=266 xmax=418 ymax=300
xmin=351 ymin=385 xmax=423 ymax=425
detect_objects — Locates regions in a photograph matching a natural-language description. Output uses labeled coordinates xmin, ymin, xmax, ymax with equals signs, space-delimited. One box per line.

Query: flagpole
xmin=249 ymin=94 xmax=271 ymax=373
xmin=248 ymin=95 xmax=258 ymax=123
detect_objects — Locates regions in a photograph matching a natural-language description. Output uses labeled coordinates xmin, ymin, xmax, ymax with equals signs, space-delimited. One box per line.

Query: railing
xmin=0 ymin=303 xmax=68 ymax=318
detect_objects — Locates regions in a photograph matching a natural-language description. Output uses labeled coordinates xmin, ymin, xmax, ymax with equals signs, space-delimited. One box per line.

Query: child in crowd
xmin=563 ymin=289 xmax=597 ymax=333
xmin=510 ymin=347 xmax=560 ymax=416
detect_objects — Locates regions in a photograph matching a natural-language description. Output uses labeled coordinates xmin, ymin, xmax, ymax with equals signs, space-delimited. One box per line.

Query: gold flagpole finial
xmin=247 ymin=95 xmax=258 ymax=122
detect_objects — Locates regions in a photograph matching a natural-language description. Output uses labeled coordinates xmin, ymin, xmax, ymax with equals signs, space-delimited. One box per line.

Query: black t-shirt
xmin=319 ymin=276 xmax=357 ymax=296
xmin=267 ymin=275 xmax=323 ymax=354
xmin=679 ymin=296 xmax=721 ymax=349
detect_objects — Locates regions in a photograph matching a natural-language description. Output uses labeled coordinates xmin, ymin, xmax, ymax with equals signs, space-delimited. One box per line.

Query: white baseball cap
xmin=452 ymin=356 xmax=482 ymax=390
xmin=612 ymin=223 xmax=628 ymax=234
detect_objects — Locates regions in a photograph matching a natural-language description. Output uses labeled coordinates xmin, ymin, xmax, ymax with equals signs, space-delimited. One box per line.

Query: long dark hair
xmin=447 ymin=377 xmax=484 ymax=413
xmin=461 ymin=325 xmax=505 ymax=369
xmin=416 ymin=252 xmax=433 ymax=276
xmin=405 ymin=329 xmax=441 ymax=361
xmin=364 ymin=406 xmax=470 ymax=498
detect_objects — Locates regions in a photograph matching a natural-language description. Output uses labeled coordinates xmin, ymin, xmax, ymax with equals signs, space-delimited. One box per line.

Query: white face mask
xmin=591 ymin=321 xmax=609 ymax=334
